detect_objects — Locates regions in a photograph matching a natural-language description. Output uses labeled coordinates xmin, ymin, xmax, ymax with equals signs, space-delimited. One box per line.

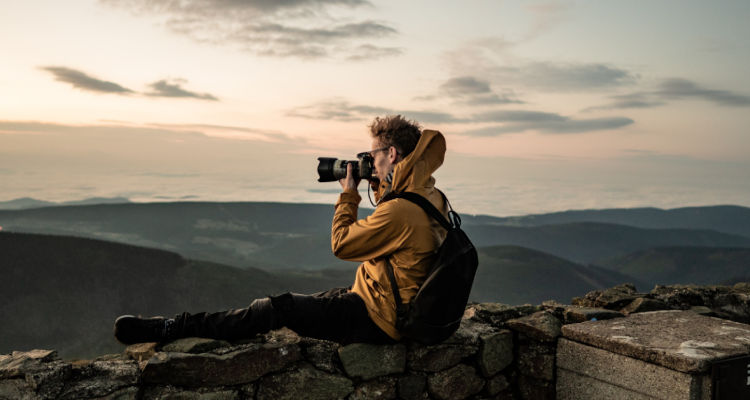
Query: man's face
xmin=370 ymin=138 xmax=393 ymax=182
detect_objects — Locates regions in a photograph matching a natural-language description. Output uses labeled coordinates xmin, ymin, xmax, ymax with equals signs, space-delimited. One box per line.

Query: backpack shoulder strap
xmin=387 ymin=191 xmax=456 ymax=230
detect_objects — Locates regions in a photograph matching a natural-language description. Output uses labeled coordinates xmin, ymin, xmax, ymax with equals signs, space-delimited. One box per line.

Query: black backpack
xmin=382 ymin=190 xmax=478 ymax=344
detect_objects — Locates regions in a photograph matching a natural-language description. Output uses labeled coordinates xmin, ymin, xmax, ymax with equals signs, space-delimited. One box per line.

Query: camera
xmin=317 ymin=152 xmax=377 ymax=182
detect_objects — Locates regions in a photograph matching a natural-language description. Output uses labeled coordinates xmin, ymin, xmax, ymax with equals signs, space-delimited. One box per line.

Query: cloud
xmin=347 ymin=44 xmax=403 ymax=61
xmin=439 ymin=76 xmax=523 ymax=105
xmin=40 ymin=66 xmax=218 ymax=101
xmin=146 ymin=79 xmax=219 ymax=101
xmin=444 ymin=39 xmax=638 ymax=92
xmin=492 ymin=62 xmax=637 ymax=91
xmin=101 ymin=0 xmax=400 ymax=60
xmin=286 ymin=99 xmax=465 ymax=124
xmin=656 ymin=78 xmax=750 ymax=106
xmin=40 ymin=66 xmax=134 ymax=94
xmin=582 ymin=93 xmax=666 ymax=112
xmin=462 ymin=116 xmax=634 ymax=136
xmin=582 ymin=78 xmax=750 ymax=111
xmin=473 ymin=110 xmax=567 ymax=123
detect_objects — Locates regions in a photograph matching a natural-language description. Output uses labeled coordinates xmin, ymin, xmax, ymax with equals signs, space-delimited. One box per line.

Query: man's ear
xmin=388 ymin=146 xmax=399 ymax=163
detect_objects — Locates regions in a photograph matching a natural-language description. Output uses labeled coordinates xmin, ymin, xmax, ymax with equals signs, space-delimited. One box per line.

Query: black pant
xmin=171 ymin=287 xmax=395 ymax=345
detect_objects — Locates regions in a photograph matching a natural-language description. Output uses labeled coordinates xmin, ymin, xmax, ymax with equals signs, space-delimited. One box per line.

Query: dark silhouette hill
xmin=600 ymin=246 xmax=750 ymax=288
xmin=471 ymin=245 xmax=645 ymax=305
xmin=0 ymin=232 xmax=356 ymax=359
xmin=2 ymin=202 xmax=748 ymax=270
xmin=471 ymin=205 xmax=750 ymax=238
xmin=465 ymin=222 xmax=750 ymax=264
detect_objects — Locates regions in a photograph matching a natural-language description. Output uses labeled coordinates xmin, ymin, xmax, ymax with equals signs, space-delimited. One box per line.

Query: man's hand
xmin=339 ymin=162 xmax=361 ymax=192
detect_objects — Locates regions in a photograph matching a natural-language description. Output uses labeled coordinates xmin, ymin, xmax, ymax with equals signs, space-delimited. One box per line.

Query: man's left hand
xmin=339 ymin=162 xmax=361 ymax=192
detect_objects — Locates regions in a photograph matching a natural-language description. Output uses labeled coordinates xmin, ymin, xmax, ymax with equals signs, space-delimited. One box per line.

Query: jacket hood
xmin=390 ymin=129 xmax=446 ymax=195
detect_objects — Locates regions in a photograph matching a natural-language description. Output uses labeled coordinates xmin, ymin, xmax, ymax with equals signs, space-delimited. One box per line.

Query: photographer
xmin=114 ymin=115 xmax=449 ymax=345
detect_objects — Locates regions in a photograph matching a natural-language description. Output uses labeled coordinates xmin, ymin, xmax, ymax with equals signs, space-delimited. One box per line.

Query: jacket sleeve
xmin=331 ymin=189 xmax=408 ymax=262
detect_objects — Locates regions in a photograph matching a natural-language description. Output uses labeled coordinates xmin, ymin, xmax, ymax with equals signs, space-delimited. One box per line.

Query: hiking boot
xmin=114 ymin=315 xmax=177 ymax=344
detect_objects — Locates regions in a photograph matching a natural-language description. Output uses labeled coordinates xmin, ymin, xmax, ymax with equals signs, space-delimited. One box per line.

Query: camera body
xmin=317 ymin=152 xmax=377 ymax=182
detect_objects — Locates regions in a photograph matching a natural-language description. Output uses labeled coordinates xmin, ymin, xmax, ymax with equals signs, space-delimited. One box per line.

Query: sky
xmin=1 ymin=0 xmax=749 ymax=216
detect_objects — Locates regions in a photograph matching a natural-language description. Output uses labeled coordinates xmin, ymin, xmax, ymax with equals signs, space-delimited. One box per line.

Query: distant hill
xmin=464 ymin=222 xmax=750 ymax=264
xmin=3 ymin=202 xmax=748 ymax=270
xmin=471 ymin=245 xmax=645 ymax=305
xmin=0 ymin=197 xmax=131 ymax=210
xmin=600 ymin=246 xmax=750 ymax=288
xmin=0 ymin=202 xmax=366 ymax=270
xmin=469 ymin=205 xmax=750 ymax=239
xmin=0 ymin=232 xmax=356 ymax=360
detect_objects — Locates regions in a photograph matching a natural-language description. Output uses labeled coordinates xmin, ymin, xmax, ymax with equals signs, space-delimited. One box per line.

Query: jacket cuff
xmin=336 ymin=189 xmax=361 ymax=206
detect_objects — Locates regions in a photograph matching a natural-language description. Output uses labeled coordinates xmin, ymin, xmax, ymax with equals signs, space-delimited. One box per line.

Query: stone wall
xmin=2 ymin=283 xmax=749 ymax=400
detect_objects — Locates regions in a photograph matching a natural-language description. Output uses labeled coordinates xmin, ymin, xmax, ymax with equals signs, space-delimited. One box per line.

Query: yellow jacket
xmin=331 ymin=130 xmax=449 ymax=339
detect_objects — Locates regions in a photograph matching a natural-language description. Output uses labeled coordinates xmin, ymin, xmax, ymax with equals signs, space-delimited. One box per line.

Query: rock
xmin=464 ymin=304 xmax=540 ymax=326
xmin=161 ymin=337 xmax=231 ymax=354
xmin=407 ymin=343 xmax=477 ymax=372
xmin=141 ymin=385 xmax=240 ymax=399
xmin=517 ymin=343 xmax=555 ymax=381
xmin=572 ymin=283 xmax=641 ymax=309
xmin=478 ymin=330 xmax=513 ymax=377
xmin=256 ymin=363 xmax=352 ymax=400
xmin=427 ymin=364 xmax=484 ymax=400
xmin=350 ymin=377 xmax=397 ymax=400
xmin=59 ymin=360 xmax=139 ymax=399
xmin=338 ymin=343 xmax=405 ymax=380
xmin=397 ymin=374 xmax=427 ymax=400
xmin=518 ymin=375 xmax=554 ymax=400
xmin=299 ymin=337 xmax=340 ymax=374
xmin=124 ymin=343 xmax=157 ymax=364
xmin=620 ymin=298 xmax=669 ymax=315
xmin=559 ymin=305 xmax=624 ymax=323
xmin=506 ymin=311 xmax=561 ymax=342
xmin=141 ymin=339 xmax=301 ymax=386
xmin=0 ymin=349 xmax=59 ymax=379
xmin=0 ymin=350 xmax=72 ymax=399
xmin=0 ymin=378 xmax=35 ymax=400
xmin=97 ymin=386 xmax=139 ymax=400
xmin=485 ymin=374 xmax=510 ymax=396
xmin=689 ymin=305 xmax=714 ymax=316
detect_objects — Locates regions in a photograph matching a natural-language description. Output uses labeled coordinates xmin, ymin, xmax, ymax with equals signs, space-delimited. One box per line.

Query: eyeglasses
xmin=358 ymin=146 xmax=390 ymax=159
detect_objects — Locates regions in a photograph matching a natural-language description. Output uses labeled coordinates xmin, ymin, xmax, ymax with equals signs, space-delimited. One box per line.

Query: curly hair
xmin=369 ymin=115 xmax=422 ymax=158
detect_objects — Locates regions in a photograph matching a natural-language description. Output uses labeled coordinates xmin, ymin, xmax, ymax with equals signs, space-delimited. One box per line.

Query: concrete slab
xmin=561 ymin=310 xmax=750 ymax=373
xmin=557 ymin=339 xmax=711 ymax=399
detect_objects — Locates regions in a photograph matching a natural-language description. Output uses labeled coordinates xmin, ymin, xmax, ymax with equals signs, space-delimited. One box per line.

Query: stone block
xmin=478 ymin=330 xmax=513 ymax=376
xmin=141 ymin=339 xmax=301 ymax=386
xmin=350 ymin=377 xmax=396 ymax=400
xmin=557 ymin=369 xmax=654 ymax=400
xmin=485 ymin=373 xmax=510 ymax=396
xmin=557 ymin=338 xmax=711 ymax=399
xmin=517 ymin=374 xmax=554 ymax=400
xmin=338 ymin=343 xmax=405 ymax=380
xmin=407 ymin=343 xmax=477 ymax=372
xmin=561 ymin=310 xmax=750 ymax=373
xmin=161 ymin=337 xmax=230 ymax=354
xmin=59 ymin=360 xmax=139 ymax=399
xmin=397 ymin=373 xmax=426 ymax=400
xmin=299 ymin=337 xmax=341 ymax=374
xmin=621 ymin=297 xmax=669 ymax=315
xmin=506 ymin=311 xmax=561 ymax=342
xmin=141 ymin=385 xmax=240 ymax=400
xmin=517 ymin=343 xmax=554 ymax=381
xmin=427 ymin=364 xmax=484 ymax=400
xmin=256 ymin=363 xmax=352 ymax=400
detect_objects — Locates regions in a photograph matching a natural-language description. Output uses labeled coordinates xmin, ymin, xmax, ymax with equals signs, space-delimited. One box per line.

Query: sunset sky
xmin=2 ymin=1 xmax=749 ymax=216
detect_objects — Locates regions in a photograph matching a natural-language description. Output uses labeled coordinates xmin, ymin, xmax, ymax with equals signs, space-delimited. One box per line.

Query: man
xmin=114 ymin=115 xmax=448 ymax=345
